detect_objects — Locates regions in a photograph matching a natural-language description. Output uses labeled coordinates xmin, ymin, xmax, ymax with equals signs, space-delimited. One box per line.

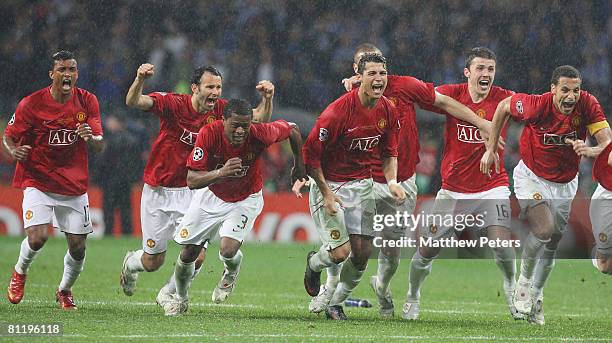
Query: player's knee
xmin=69 ymin=246 xmax=86 ymax=261
xmin=28 ymin=235 xmax=48 ymax=251
xmin=544 ymin=233 xmax=562 ymax=251
xmin=329 ymin=245 xmax=350 ymax=263
xmin=381 ymin=246 xmax=401 ymax=259
xmin=142 ymin=253 xmax=165 ymax=272
xmin=601 ymin=259 xmax=612 ymax=275
xmin=179 ymin=245 xmax=200 ymax=263
xmin=491 ymin=246 xmax=515 ymax=261
xmin=419 ymin=246 xmax=439 ymax=259
xmin=351 ymin=256 xmax=369 ymax=271
xmin=219 ymin=247 xmax=238 ymax=260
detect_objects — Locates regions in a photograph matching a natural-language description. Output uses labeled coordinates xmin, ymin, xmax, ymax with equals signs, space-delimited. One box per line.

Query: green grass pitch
xmin=0 ymin=236 xmax=610 ymax=342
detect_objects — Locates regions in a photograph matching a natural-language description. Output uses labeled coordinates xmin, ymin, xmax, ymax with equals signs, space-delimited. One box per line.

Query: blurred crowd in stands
xmin=1 ymin=0 xmax=609 ymax=198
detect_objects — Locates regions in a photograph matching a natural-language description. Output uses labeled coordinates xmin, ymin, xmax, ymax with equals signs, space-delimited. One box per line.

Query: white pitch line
xmin=58 ymin=333 xmax=611 ymax=341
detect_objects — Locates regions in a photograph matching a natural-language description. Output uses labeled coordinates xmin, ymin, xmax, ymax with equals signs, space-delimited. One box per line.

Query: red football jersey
xmin=302 ymin=90 xmax=399 ymax=183
xmin=187 ymin=120 xmax=293 ymax=202
xmin=510 ymin=91 xmax=609 ymax=183
xmin=143 ymin=92 xmax=227 ymax=187
xmin=371 ymin=75 xmax=436 ymax=183
xmin=593 ymin=142 xmax=612 ymax=191
xmin=425 ymin=84 xmax=514 ymax=193
xmin=4 ymin=87 xmax=103 ymax=196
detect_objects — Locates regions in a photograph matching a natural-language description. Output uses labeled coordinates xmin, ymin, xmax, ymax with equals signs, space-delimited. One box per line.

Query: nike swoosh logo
xmin=347 ymin=127 xmax=359 ymax=133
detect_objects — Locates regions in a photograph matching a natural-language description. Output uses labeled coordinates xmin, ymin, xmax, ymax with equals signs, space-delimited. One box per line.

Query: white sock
xmin=127 ymin=250 xmax=145 ymax=273
xmin=325 ymin=262 xmax=342 ymax=290
xmin=309 ymin=245 xmax=335 ymax=272
xmin=163 ymin=264 xmax=202 ymax=295
xmin=219 ymin=250 xmax=243 ymax=275
xmin=59 ymin=251 xmax=85 ymax=291
xmin=15 ymin=238 xmax=40 ymax=275
xmin=532 ymin=247 xmax=556 ymax=300
xmin=520 ymin=234 xmax=548 ymax=280
xmin=174 ymin=257 xmax=195 ymax=300
xmin=329 ymin=258 xmax=365 ymax=306
xmin=407 ymin=250 xmax=433 ymax=301
xmin=492 ymin=247 xmax=516 ymax=287
xmin=376 ymin=251 xmax=399 ymax=294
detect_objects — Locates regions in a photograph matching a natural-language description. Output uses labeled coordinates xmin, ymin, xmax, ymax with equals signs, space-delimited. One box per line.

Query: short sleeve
xmin=4 ymin=99 xmax=31 ymax=141
xmin=381 ymin=103 xmax=399 ymax=158
xmin=256 ymin=120 xmax=293 ymax=146
xmin=581 ymin=92 xmax=609 ymax=136
xmin=398 ymin=76 xmax=436 ymax=108
xmin=147 ymin=92 xmax=172 ymax=118
xmin=509 ymin=93 xmax=543 ymax=122
xmin=86 ymin=93 xmax=103 ymax=136
xmin=302 ymin=101 xmax=344 ymax=169
xmin=187 ymin=125 xmax=214 ymax=171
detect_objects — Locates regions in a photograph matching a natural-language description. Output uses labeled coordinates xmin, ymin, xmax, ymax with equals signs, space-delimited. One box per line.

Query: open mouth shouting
xmin=371 ymin=83 xmax=385 ymax=96
xmin=477 ymin=78 xmax=491 ymax=91
xmin=560 ymin=100 xmax=575 ymax=113
xmin=61 ymin=78 xmax=72 ymax=92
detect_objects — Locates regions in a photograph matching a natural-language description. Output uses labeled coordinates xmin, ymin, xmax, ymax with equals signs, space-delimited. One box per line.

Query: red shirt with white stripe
xmin=188 ymin=120 xmax=293 ymax=202
xmin=4 ymin=86 xmax=103 ymax=195
xmin=302 ymin=90 xmax=399 ymax=183
xmin=593 ymin=142 xmax=612 ymax=191
xmin=143 ymin=92 xmax=227 ymax=187
xmin=510 ymin=91 xmax=608 ymax=183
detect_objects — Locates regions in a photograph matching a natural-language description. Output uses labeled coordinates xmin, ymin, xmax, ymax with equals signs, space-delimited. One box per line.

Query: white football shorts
xmin=22 ymin=187 xmax=91 ymax=234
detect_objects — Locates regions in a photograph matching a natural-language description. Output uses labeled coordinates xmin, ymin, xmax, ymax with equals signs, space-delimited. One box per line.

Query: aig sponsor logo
xmin=180 ymin=129 xmax=198 ymax=146
xmin=543 ymin=131 xmax=577 ymax=146
xmin=456 ymin=124 xmax=483 ymax=143
xmin=349 ymin=135 xmax=381 ymax=151
xmin=48 ymin=129 xmax=78 ymax=146
xmin=215 ymin=163 xmax=249 ymax=177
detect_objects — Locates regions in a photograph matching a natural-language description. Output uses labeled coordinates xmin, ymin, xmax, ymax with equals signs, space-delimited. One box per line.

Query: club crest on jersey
xmin=456 ymin=124 xmax=484 ymax=143
xmin=533 ymin=192 xmax=543 ymax=200
xmin=377 ymin=118 xmax=387 ymax=129
xmin=206 ymin=116 xmax=216 ymax=125
xmin=76 ymin=112 xmax=86 ymax=122
xmin=180 ymin=129 xmax=198 ymax=146
xmin=319 ymin=128 xmax=329 ymax=142
xmin=476 ymin=109 xmax=486 ymax=118
xmin=572 ymin=116 xmax=581 ymax=128
xmin=49 ymin=129 xmax=78 ymax=146
xmin=25 ymin=210 xmax=33 ymax=220
xmin=543 ymin=131 xmax=577 ymax=146
xmin=193 ymin=147 xmax=204 ymax=161
xmin=515 ymin=100 xmax=524 ymax=114
xmin=388 ymin=97 xmax=398 ymax=106
xmin=330 ymin=230 xmax=341 ymax=240
xmin=349 ymin=135 xmax=381 ymax=151
xmin=8 ymin=113 xmax=15 ymax=125
xmin=146 ymin=239 xmax=156 ymax=248
xmin=179 ymin=228 xmax=189 ymax=239
xmin=429 ymin=224 xmax=438 ymax=234
xmin=600 ymin=233 xmax=608 ymax=243
xmin=244 ymin=152 xmax=255 ymax=161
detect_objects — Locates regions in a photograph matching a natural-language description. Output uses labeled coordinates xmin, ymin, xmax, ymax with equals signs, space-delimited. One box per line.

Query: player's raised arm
xmin=125 ymin=63 xmax=155 ymax=111
xmin=252 ymin=80 xmax=274 ymax=123
xmin=433 ymin=91 xmax=492 ymax=138
xmin=480 ymin=96 xmax=511 ymax=176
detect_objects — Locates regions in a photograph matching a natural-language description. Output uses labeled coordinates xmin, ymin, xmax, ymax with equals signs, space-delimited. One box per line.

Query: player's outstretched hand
xmin=565 ymin=138 xmax=593 ymax=157
xmin=76 ymin=123 xmax=93 ymax=142
xmin=219 ymin=157 xmax=243 ymax=177
xmin=290 ymin=164 xmax=308 ymax=197
xmin=341 ymin=75 xmax=360 ymax=92
xmin=480 ymin=149 xmax=500 ymax=177
xmin=10 ymin=145 xmax=32 ymax=161
xmin=291 ymin=179 xmax=308 ymax=198
xmin=323 ymin=192 xmax=343 ymax=216
xmin=389 ymin=184 xmax=406 ymax=206
xmin=256 ymin=80 xmax=275 ymax=99
xmin=136 ymin=63 xmax=155 ymax=80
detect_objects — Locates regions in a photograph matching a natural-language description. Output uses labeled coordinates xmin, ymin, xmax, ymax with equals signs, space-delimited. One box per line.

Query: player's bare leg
xmin=487 ymin=225 xmax=522 ymax=319
xmin=514 ymin=203 xmax=554 ymax=315
xmin=56 ymin=233 xmax=87 ymax=310
xmin=593 ymin=253 xmax=612 ymax=274
xmin=404 ymin=245 xmax=438 ymax=320
xmin=8 ymin=224 xmax=48 ymax=304
xmin=212 ymin=237 xmax=243 ymax=303
xmin=372 ymin=237 xmax=400 ymax=318
xmin=326 ymin=235 xmax=372 ymax=320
